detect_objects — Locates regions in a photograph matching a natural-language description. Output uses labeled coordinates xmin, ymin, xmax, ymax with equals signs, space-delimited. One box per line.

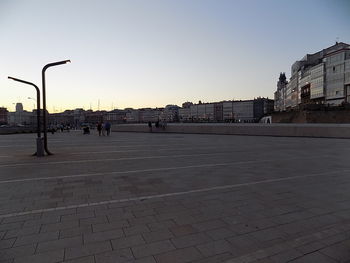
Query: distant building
xmin=138 ymin=108 xmax=161 ymax=122
xmin=233 ymin=100 xmax=254 ymax=122
xmin=49 ymin=110 xmax=74 ymax=127
xmin=179 ymin=98 xmax=273 ymax=123
xmin=7 ymin=103 xmax=33 ymax=126
xmin=125 ymin=109 xmax=139 ymax=123
xmin=161 ymin=105 xmax=179 ymax=122
xmin=15 ymin=103 xmax=23 ymax=112
xmin=254 ymin=98 xmax=274 ymax=120
xmin=178 ymin=107 xmax=191 ymax=122
xmin=182 ymin=102 xmax=193 ymax=108
xmin=105 ymin=110 xmax=127 ymax=123
xmin=85 ymin=110 xmax=105 ymax=124
xmin=214 ymin=102 xmax=223 ymax=122
xmin=274 ymin=42 xmax=350 ymax=111
xmin=274 ymin=73 xmax=288 ymax=111
xmin=179 ymin=102 xmax=193 ymax=121
xmin=188 ymin=103 xmax=216 ymax=122
xmin=223 ymin=101 xmax=234 ymax=122
xmin=73 ymin=108 xmax=86 ymax=128
xmin=0 ymin=107 xmax=8 ymax=125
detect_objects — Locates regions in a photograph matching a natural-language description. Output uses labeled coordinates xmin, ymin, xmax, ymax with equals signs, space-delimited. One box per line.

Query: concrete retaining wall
xmin=272 ymin=110 xmax=350 ymax=123
xmin=0 ymin=127 xmax=35 ymax=135
xmin=111 ymin=123 xmax=350 ymax=138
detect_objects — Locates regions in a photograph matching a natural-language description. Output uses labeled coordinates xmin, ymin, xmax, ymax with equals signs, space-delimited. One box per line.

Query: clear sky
xmin=1 ymin=0 xmax=349 ymax=112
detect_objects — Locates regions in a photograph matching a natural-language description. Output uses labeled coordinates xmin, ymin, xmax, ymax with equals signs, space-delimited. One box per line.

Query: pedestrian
xmin=105 ymin=122 xmax=111 ymax=136
xmin=148 ymin=121 xmax=152 ymax=132
xmin=102 ymin=123 xmax=106 ymax=136
xmin=97 ymin=122 xmax=102 ymax=136
xmin=49 ymin=124 xmax=55 ymax=134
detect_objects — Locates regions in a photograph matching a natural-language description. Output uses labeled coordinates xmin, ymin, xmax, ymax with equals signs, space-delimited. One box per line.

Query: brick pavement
xmin=0 ymin=131 xmax=349 ymax=262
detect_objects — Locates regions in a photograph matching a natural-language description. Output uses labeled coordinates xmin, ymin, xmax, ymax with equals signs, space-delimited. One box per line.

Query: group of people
xmin=97 ymin=122 xmax=111 ymax=136
xmin=49 ymin=123 xmax=71 ymax=134
xmin=148 ymin=120 xmax=167 ymax=132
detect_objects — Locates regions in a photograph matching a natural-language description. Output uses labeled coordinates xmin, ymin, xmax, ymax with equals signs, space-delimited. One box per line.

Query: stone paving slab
xmin=0 ymin=131 xmax=350 ymax=262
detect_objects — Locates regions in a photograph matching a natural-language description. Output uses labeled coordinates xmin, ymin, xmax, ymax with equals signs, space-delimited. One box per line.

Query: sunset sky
xmin=1 ymin=0 xmax=349 ymax=112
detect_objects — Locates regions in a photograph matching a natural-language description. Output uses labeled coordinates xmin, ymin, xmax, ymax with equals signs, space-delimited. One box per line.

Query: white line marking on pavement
xmin=0 ymin=155 xmax=328 ymax=184
xmin=0 ymin=145 xmax=34 ymax=148
xmin=0 ymin=152 xmax=222 ymax=168
xmin=68 ymin=146 xmax=226 ymax=155
xmin=0 ymin=169 xmax=345 ymax=219
xmin=0 ymin=142 xmax=189 ymax=148
xmin=0 ymin=140 xmax=64 ymax=147
xmin=0 ymin=163 xmax=232 ymax=184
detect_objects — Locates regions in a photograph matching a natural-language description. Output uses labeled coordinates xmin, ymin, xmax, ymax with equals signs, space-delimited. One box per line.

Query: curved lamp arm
xmin=41 ymin=59 xmax=71 ymax=155
xmin=8 ymin=76 xmax=41 ymax=139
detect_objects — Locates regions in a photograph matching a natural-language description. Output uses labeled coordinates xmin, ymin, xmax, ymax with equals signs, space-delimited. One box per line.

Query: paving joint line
xmin=0 ymin=155 xmax=330 ymax=184
xmin=0 ymin=169 xmax=346 ymax=219
xmin=0 ymin=152 xmax=224 ymax=168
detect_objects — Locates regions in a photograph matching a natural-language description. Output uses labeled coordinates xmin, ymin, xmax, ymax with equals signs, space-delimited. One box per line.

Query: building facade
xmin=105 ymin=110 xmax=127 ymax=124
xmin=0 ymin=108 xmax=8 ymax=125
xmin=161 ymin=105 xmax=180 ymax=122
xmin=178 ymin=108 xmax=191 ymax=122
xmin=138 ymin=108 xmax=162 ymax=122
xmin=49 ymin=110 xmax=74 ymax=127
xmin=274 ymin=73 xmax=288 ymax=111
xmin=125 ymin=109 xmax=139 ymax=123
xmin=7 ymin=103 xmax=34 ymax=126
xmin=179 ymin=98 xmax=273 ymax=123
xmin=274 ymin=42 xmax=350 ymax=111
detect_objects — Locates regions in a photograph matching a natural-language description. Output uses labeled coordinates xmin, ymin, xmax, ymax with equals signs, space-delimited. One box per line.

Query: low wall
xmin=111 ymin=123 xmax=350 ymax=138
xmin=0 ymin=127 xmax=35 ymax=135
xmin=272 ymin=110 xmax=350 ymax=123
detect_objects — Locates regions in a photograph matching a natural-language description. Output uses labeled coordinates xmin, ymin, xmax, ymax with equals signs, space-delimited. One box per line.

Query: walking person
xmin=102 ymin=122 xmax=106 ymax=136
xmin=97 ymin=122 xmax=102 ymax=136
xmin=105 ymin=122 xmax=111 ymax=136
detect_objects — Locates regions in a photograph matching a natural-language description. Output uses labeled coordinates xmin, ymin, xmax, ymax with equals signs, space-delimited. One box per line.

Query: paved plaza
xmin=0 ymin=130 xmax=350 ymax=262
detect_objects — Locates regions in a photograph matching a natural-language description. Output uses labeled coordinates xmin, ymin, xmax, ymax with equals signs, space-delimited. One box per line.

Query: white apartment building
xmin=232 ymin=100 xmax=254 ymax=122
xmin=274 ymin=42 xmax=350 ymax=111
xmin=222 ymin=101 xmax=255 ymax=122
xmin=188 ymin=103 xmax=216 ymax=122
xmin=223 ymin=101 xmax=234 ymax=121
xmin=7 ymin=103 xmax=34 ymax=126
xmin=178 ymin=107 xmax=191 ymax=122
xmin=161 ymin=105 xmax=179 ymax=122
xmin=138 ymin=108 xmax=161 ymax=122
xmin=180 ymin=99 xmax=272 ymax=123
xmin=125 ymin=109 xmax=139 ymax=123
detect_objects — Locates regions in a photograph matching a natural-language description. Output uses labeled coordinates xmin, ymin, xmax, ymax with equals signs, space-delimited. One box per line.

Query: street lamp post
xmin=8 ymin=76 xmax=44 ymax=157
xmin=42 ymin=60 xmax=70 ymax=155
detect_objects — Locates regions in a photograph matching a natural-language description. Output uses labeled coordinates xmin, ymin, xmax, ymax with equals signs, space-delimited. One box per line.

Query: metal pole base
xmin=36 ymin=137 xmax=45 ymax=157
